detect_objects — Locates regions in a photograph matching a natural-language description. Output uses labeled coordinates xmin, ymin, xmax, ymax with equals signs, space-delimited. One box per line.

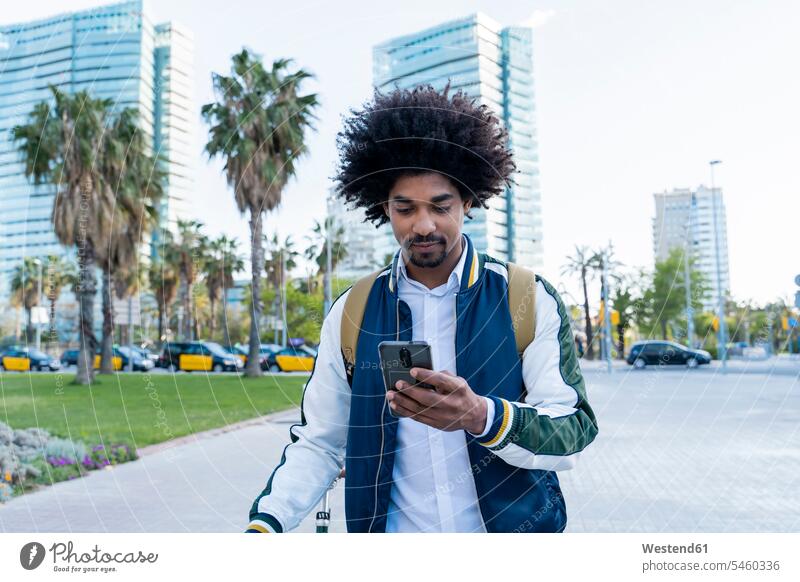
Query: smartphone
xmin=377 ymin=340 xmax=435 ymax=393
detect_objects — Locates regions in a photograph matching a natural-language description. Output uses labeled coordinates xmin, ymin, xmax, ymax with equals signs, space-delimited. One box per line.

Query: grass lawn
xmin=0 ymin=372 xmax=308 ymax=451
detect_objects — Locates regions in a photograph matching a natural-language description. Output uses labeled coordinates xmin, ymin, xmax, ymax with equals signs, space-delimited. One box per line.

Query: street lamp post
xmin=281 ymin=249 xmax=287 ymax=347
xmin=600 ymin=245 xmax=613 ymax=374
xmin=683 ymin=193 xmax=696 ymax=348
xmin=709 ymin=160 xmax=728 ymax=371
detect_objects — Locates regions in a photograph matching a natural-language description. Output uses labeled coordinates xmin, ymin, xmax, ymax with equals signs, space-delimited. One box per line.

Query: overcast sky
xmin=5 ymin=0 xmax=799 ymax=307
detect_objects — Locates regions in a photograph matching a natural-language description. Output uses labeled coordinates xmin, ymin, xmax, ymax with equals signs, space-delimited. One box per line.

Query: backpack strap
xmin=341 ymin=267 xmax=385 ymax=380
xmin=507 ymin=262 xmax=537 ymax=357
xmin=340 ymin=261 xmax=536 ymax=379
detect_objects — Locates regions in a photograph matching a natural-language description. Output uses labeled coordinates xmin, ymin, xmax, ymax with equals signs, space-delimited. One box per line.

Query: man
xmin=246 ymin=85 xmax=598 ymax=533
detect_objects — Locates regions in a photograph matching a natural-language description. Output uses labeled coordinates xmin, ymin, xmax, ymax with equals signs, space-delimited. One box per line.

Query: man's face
xmin=383 ymin=172 xmax=472 ymax=268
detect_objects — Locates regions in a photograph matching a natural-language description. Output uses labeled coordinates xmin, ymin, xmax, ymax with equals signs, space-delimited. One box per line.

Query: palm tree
xmin=561 ymin=246 xmax=600 ymax=359
xmin=264 ymin=234 xmax=300 ymax=345
xmin=97 ymin=108 xmax=165 ymax=373
xmin=12 ymin=87 xmax=117 ymax=384
xmin=205 ymin=235 xmax=244 ymax=342
xmin=592 ymin=243 xmax=623 ymax=358
xmin=43 ymin=255 xmax=77 ymax=345
xmin=304 ymin=217 xmax=348 ymax=313
xmin=9 ymin=258 xmax=41 ymax=342
xmin=149 ymin=232 xmax=180 ymax=346
xmin=173 ymin=219 xmax=208 ymax=340
xmin=202 ymin=48 xmax=320 ymax=377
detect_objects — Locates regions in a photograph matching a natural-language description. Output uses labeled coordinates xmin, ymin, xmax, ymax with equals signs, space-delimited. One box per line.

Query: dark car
xmin=229 ymin=344 xmax=283 ymax=370
xmin=116 ymin=347 xmax=156 ymax=371
xmin=1 ymin=347 xmax=61 ymax=372
xmin=158 ymin=341 xmax=243 ymax=372
xmin=61 ymin=349 xmax=79 ymax=366
xmin=627 ymin=341 xmax=712 ymax=369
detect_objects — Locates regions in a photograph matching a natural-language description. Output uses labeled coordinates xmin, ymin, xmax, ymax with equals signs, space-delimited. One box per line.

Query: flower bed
xmin=0 ymin=421 xmax=137 ymax=501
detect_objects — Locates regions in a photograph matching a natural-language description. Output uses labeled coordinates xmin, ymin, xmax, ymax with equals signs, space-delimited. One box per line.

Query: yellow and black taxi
xmin=265 ymin=345 xmax=317 ymax=373
xmin=93 ymin=347 xmax=155 ymax=371
xmin=158 ymin=341 xmax=244 ymax=372
xmin=0 ymin=347 xmax=62 ymax=372
xmin=231 ymin=344 xmax=281 ymax=370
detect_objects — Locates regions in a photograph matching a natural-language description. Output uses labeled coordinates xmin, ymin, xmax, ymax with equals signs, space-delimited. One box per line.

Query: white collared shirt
xmin=385 ymin=237 xmax=493 ymax=533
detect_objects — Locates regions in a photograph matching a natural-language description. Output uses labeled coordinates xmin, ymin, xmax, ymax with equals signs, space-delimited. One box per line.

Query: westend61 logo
xmin=19 ymin=540 xmax=159 ymax=574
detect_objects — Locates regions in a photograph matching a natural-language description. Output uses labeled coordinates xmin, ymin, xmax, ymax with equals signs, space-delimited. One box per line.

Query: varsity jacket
xmin=247 ymin=234 xmax=598 ymax=533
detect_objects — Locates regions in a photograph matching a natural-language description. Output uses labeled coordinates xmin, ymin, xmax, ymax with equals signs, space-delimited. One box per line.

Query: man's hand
xmin=386 ymin=368 xmax=487 ymax=434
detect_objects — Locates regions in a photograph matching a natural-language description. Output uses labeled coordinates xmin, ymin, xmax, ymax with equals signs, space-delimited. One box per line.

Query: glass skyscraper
xmin=0 ymin=0 xmax=193 ymax=293
xmin=372 ymin=13 xmax=543 ymax=270
xmin=653 ymin=185 xmax=730 ymax=311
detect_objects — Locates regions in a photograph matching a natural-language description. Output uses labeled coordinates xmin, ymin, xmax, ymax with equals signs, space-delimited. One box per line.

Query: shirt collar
xmin=396 ymin=234 xmax=469 ymax=291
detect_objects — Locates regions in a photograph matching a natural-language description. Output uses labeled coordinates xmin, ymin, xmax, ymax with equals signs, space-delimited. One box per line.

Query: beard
xmin=405 ymin=236 xmax=448 ymax=268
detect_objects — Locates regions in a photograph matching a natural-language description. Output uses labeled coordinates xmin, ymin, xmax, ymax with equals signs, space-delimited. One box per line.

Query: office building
xmin=372 ymin=13 xmax=543 ymax=270
xmin=0 ymin=0 xmax=193 ymax=294
xmin=653 ymin=185 xmax=730 ymax=311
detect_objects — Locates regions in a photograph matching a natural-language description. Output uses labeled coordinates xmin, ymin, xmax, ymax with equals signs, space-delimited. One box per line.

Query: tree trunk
xmin=100 ymin=270 xmax=114 ymax=373
xmin=76 ymin=244 xmax=97 ymax=385
xmin=48 ymin=296 xmax=57 ymax=346
xmin=617 ymin=323 xmax=626 ymax=359
xmin=157 ymin=300 xmax=164 ymax=347
xmin=14 ymin=307 xmax=21 ymax=342
xmin=581 ymin=267 xmax=594 ymax=359
xmin=192 ymin=303 xmax=200 ymax=340
xmin=26 ymin=307 xmax=33 ymax=344
xmin=209 ymin=295 xmax=217 ymax=341
xmin=179 ymin=273 xmax=190 ymax=340
xmin=246 ymin=211 xmax=264 ymax=377
xmin=221 ymin=292 xmax=231 ymax=349
xmin=661 ymin=319 xmax=668 ymax=340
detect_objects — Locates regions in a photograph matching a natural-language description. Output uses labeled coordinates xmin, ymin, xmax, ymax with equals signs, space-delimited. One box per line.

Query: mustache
xmin=405 ymin=235 xmax=445 ymax=248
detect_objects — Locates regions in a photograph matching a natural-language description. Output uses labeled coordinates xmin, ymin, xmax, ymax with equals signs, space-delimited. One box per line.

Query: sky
xmin=4 ymin=0 xmax=799 ymax=307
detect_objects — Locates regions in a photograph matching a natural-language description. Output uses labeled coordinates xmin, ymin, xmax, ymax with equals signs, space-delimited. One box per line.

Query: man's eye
xmin=434 ymin=206 xmax=451 ymax=214
xmin=395 ymin=207 xmax=412 ymax=214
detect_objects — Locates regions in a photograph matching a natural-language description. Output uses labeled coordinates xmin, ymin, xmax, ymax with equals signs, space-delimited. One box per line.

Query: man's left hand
xmin=387 ymin=368 xmax=487 ymax=434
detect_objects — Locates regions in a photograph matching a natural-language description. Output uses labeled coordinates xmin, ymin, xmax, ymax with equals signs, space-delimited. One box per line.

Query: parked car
xmin=230 ymin=344 xmax=277 ymax=370
xmin=0 ymin=347 xmax=61 ymax=371
xmin=61 ymin=349 xmax=79 ymax=367
xmin=116 ymin=347 xmax=156 ymax=371
xmin=158 ymin=341 xmax=243 ymax=372
xmin=230 ymin=346 xmax=248 ymax=366
xmin=627 ymin=341 xmax=712 ymax=369
xmin=93 ymin=349 xmax=123 ymax=371
xmin=131 ymin=346 xmax=157 ymax=364
xmin=265 ymin=345 xmax=316 ymax=373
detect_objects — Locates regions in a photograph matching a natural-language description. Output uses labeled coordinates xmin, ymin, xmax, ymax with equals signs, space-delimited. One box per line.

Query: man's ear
xmin=463 ymin=198 xmax=473 ymax=219
xmin=383 ymin=201 xmax=390 ymax=217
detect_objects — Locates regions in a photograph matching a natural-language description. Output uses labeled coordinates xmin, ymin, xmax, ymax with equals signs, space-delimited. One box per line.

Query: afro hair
xmin=333 ymin=84 xmax=516 ymax=227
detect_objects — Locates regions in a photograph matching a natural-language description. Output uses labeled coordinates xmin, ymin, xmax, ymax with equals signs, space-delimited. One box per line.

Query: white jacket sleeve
xmin=471 ymin=276 xmax=598 ymax=472
xmin=246 ymin=290 xmax=351 ymax=533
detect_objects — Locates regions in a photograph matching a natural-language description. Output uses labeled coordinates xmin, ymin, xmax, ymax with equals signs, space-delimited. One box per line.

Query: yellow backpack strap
xmin=341 ymin=267 xmax=385 ymax=380
xmin=507 ymin=262 xmax=537 ymax=357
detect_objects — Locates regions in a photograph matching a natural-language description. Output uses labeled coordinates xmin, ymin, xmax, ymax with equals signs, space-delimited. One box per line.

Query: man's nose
xmin=412 ymin=211 xmax=436 ymax=237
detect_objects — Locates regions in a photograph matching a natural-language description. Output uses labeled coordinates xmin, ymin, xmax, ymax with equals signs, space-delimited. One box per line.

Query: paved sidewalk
xmin=1 ymin=367 xmax=797 ymax=533
xmin=0 ymin=408 xmax=344 ymax=533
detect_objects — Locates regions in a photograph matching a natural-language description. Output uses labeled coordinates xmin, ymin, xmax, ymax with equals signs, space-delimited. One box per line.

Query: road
xmin=1 ymin=365 xmax=797 ymax=532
